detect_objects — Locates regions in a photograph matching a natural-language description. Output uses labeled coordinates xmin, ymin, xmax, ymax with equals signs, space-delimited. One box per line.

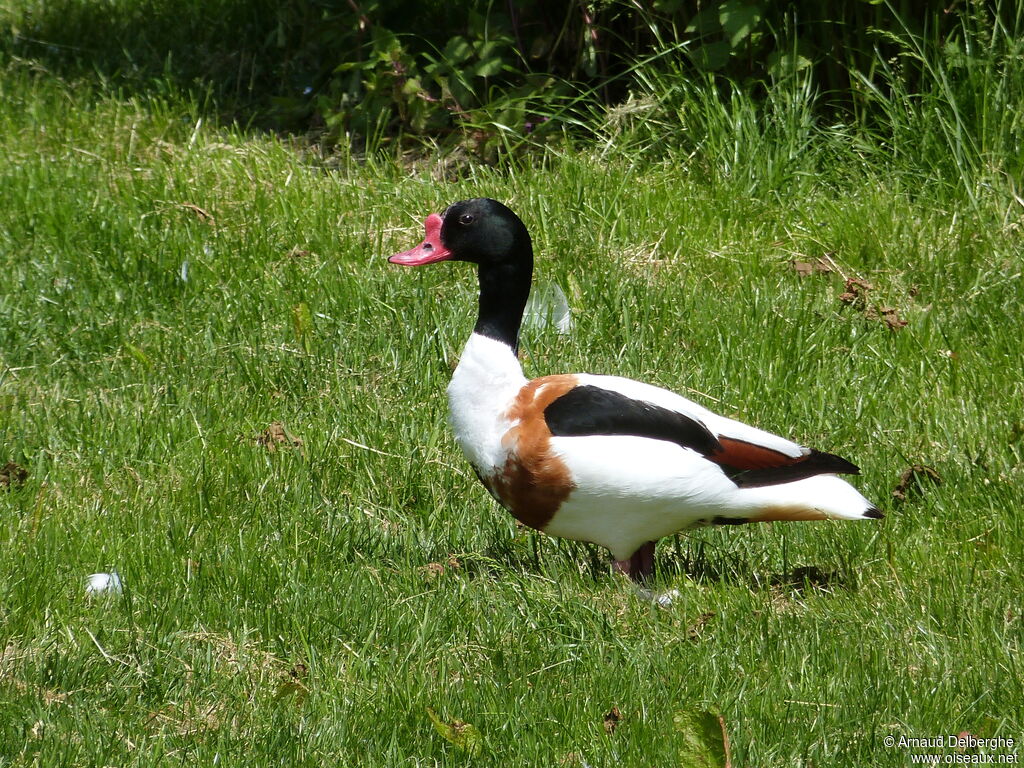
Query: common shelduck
xmin=389 ymin=198 xmax=882 ymax=582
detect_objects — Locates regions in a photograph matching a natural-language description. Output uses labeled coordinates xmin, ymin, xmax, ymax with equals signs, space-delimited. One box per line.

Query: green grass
xmin=2 ymin=47 xmax=1024 ymax=768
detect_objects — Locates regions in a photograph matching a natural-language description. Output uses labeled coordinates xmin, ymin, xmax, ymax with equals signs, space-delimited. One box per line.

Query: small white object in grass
xmin=524 ymin=282 xmax=572 ymax=334
xmin=634 ymin=586 xmax=682 ymax=607
xmin=86 ymin=571 xmax=123 ymax=596
xmin=179 ymin=260 xmax=189 ymax=282
xmin=655 ymin=588 xmax=682 ymax=607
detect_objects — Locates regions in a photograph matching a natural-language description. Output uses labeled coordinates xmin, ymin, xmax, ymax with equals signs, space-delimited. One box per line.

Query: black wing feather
xmin=543 ymin=385 xmax=723 ymax=456
xmin=545 ymin=386 xmax=862 ymax=489
xmin=726 ymin=449 xmax=860 ymax=488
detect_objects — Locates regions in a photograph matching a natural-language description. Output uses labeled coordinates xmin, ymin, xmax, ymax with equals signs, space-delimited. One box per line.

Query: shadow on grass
xmin=4 ymin=0 xmax=515 ymax=139
xmin=4 ymin=0 xmax=348 ymax=132
xmin=658 ymin=539 xmax=855 ymax=594
xmin=458 ymin=528 xmax=854 ymax=595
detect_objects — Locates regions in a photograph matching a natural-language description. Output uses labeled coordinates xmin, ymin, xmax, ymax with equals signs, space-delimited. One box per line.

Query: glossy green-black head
xmin=388 ymin=198 xmax=532 ymax=268
xmin=388 ymin=198 xmax=535 ymax=352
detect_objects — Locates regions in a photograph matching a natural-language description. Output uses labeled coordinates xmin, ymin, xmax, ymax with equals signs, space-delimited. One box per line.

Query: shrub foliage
xmin=4 ymin=0 xmax=1022 ymax=179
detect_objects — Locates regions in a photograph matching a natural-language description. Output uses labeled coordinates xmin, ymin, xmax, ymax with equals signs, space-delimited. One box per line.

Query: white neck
xmin=446 ymin=333 xmax=527 ymax=475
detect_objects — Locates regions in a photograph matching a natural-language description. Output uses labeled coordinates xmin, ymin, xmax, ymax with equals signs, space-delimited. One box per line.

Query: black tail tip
xmin=863 ymin=506 xmax=884 ymax=520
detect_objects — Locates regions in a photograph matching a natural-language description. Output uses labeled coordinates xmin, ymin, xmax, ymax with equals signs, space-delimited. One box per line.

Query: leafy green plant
xmin=312 ymin=8 xmax=573 ymax=158
xmin=5 ymin=0 xmax=1020 ymax=172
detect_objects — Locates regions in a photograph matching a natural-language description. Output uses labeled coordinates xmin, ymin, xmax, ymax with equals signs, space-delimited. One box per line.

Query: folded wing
xmin=545 ymin=374 xmax=859 ymax=489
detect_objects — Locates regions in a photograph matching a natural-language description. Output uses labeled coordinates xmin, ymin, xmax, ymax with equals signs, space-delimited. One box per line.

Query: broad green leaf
xmin=427 ymin=707 xmax=483 ymax=756
xmin=473 ymin=58 xmax=505 ymax=78
xmin=475 ymin=40 xmax=505 ymax=60
xmin=370 ymin=27 xmax=399 ymax=50
xmin=767 ymin=49 xmax=812 ymax=78
xmin=719 ymin=0 xmax=763 ymax=49
xmin=691 ymin=41 xmax=731 ymax=71
xmin=673 ymin=708 xmax=729 ymax=768
xmin=684 ymin=6 xmax=722 ymax=36
xmin=443 ymin=36 xmax=472 ymax=65
xmin=292 ymin=302 xmax=314 ymax=353
xmin=401 ymin=76 xmax=424 ymax=96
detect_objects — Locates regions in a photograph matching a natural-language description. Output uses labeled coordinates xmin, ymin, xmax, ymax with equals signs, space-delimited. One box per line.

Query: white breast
xmin=446 ymin=333 xmax=527 ymax=475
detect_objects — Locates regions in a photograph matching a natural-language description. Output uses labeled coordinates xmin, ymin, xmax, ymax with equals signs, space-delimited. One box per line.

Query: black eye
xmin=459 ymin=213 xmax=474 ymax=225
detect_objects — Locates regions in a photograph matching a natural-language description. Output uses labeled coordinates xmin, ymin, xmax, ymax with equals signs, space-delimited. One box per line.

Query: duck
xmin=389 ymin=198 xmax=882 ymax=583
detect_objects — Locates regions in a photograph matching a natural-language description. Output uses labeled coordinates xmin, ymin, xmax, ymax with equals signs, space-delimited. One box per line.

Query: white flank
xmin=546 ymin=435 xmax=739 ymax=560
xmin=546 ymin=435 xmax=872 ymax=560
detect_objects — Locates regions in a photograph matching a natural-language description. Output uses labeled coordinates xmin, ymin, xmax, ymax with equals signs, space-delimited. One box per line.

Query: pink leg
xmin=613 ymin=541 xmax=656 ymax=582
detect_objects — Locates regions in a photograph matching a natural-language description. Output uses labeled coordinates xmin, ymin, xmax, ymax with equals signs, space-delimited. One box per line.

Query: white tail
xmin=736 ymin=475 xmax=881 ymax=523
